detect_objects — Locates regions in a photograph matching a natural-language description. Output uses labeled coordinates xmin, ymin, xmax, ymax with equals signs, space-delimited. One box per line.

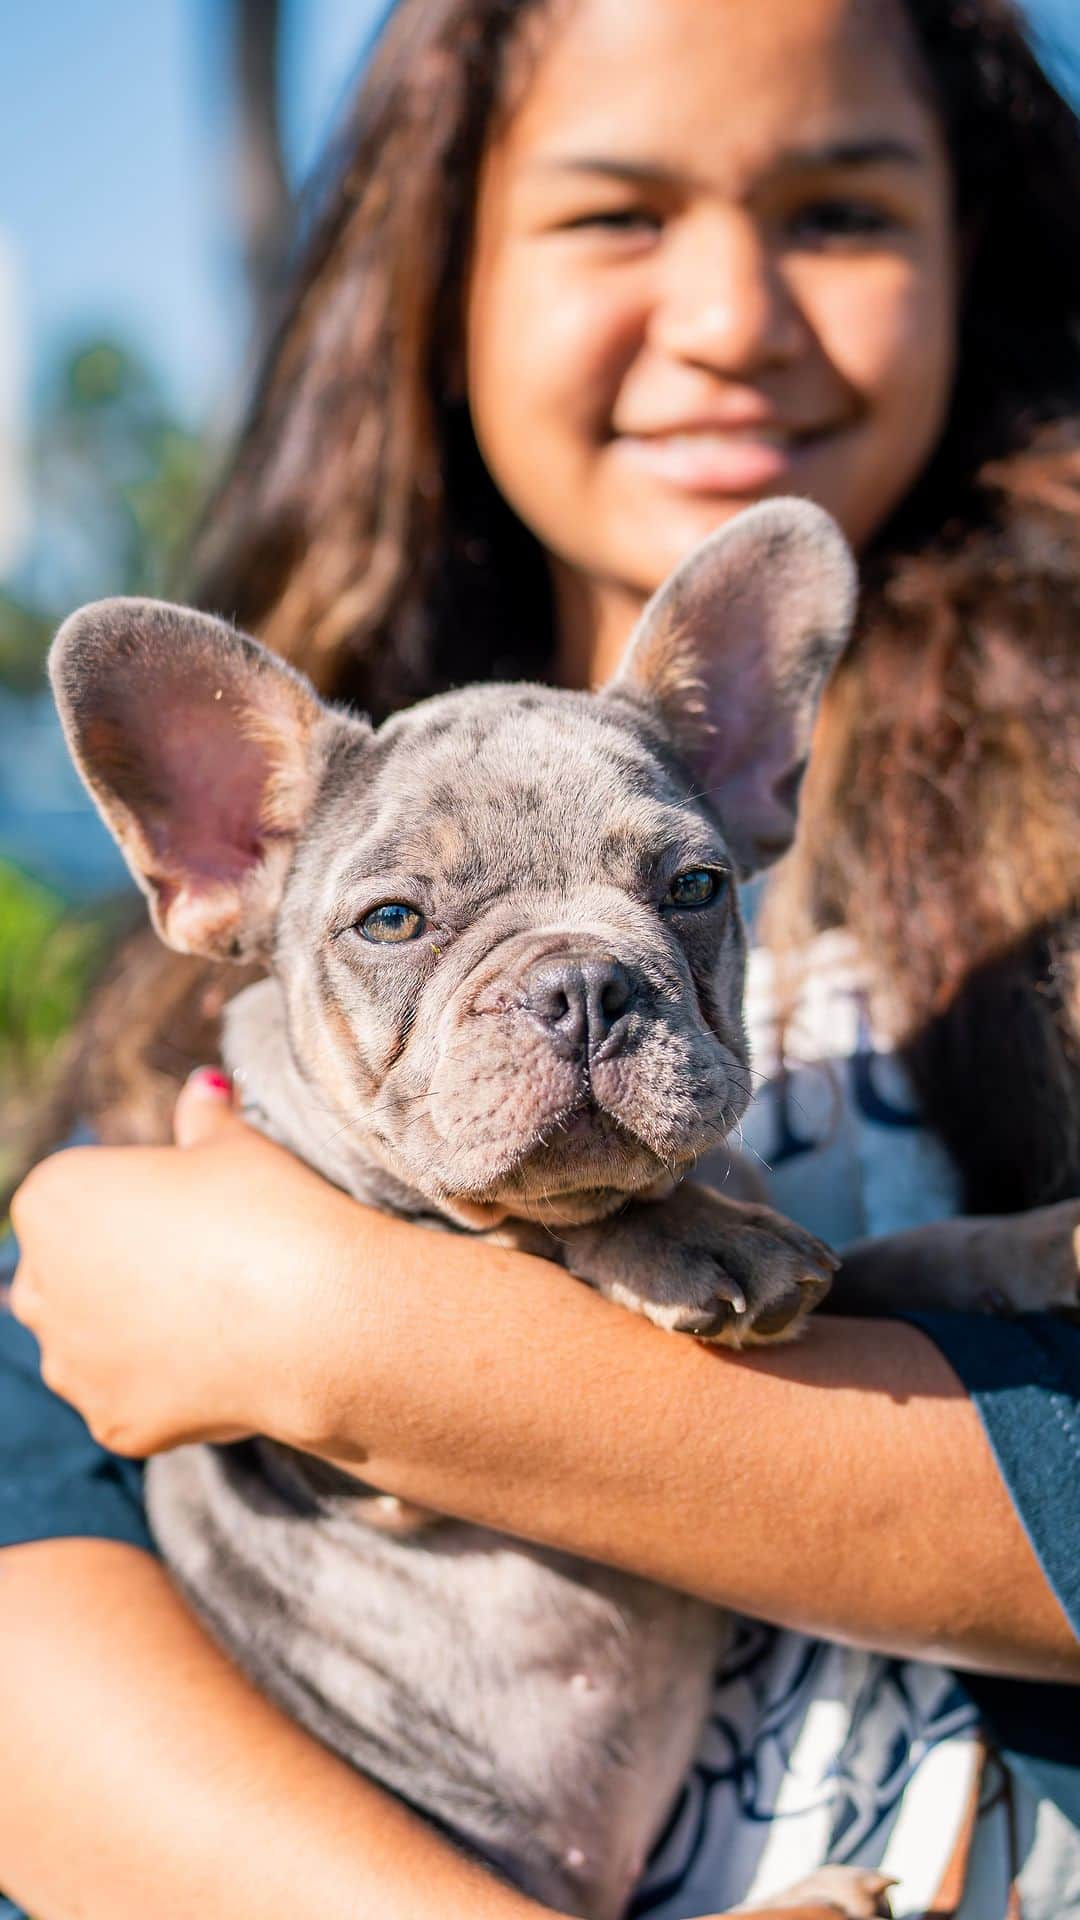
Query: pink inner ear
xmin=81 ymin=646 xmax=311 ymax=938
xmin=55 ymin=596 xmax=325 ymax=960
xmin=143 ymin=695 xmax=275 ymax=888
xmin=613 ymin=504 xmax=855 ymax=869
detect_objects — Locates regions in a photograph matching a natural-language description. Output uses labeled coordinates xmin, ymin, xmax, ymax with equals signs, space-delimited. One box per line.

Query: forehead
xmin=494 ymin=0 xmax=939 ymax=189
xmin=353 ymin=689 xmax=717 ymax=890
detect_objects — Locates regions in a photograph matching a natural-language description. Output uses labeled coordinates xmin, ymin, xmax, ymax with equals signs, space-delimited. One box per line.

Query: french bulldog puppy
xmin=51 ymin=499 xmax=860 ymax=1919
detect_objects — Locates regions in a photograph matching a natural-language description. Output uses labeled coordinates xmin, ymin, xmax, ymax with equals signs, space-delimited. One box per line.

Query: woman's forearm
xmin=288 ymin=1208 xmax=1078 ymax=1682
xmin=11 ymin=1124 xmax=1076 ymax=1687
xmin=0 ymin=1539 xmax=548 ymax=1920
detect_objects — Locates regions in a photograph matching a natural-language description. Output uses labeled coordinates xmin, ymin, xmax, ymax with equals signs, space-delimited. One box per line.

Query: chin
xmin=499 ymin=1183 xmax=639 ymax=1229
xmin=604 ymin=498 xmax=760 ymax=593
xmin=489 ymin=1133 xmax=672 ymax=1228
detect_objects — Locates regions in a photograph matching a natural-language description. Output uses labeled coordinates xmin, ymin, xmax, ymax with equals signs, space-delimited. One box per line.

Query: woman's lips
xmin=612 ymin=428 xmax=823 ymax=495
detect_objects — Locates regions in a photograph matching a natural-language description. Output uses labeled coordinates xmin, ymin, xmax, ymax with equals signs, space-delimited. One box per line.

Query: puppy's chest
xmin=146 ymin=1437 xmax=722 ymax=1918
xmin=181 ymin=983 xmax=725 ymax=1914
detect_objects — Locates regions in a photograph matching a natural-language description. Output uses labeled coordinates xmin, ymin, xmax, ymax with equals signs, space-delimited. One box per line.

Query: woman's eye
xmin=359 ymin=903 xmax=426 ymax=944
xmin=560 ymin=207 xmax=661 ymax=236
xmin=789 ymin=199 xmax=898 ymax=243
xmin=666 ymin=868 xmax=724 ymax=909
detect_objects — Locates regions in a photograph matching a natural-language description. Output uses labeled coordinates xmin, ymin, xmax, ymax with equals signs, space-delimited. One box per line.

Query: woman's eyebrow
xmin=532 ymin=139 xmax=924 ymax=187
xmin=532 ymin=157 xmax=686 ymax=188
xmin=781 ymin=137 xmax=925 ymax=171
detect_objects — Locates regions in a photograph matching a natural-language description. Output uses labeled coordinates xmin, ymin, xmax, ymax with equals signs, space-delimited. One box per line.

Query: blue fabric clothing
xmin=902 ymin=1312 xmax=1080 ymax=1650
xmin=0 ymin=1302 xmax=152 ymax=1556
xmin=903 ymin=1308 xmax=1080 ymax=1835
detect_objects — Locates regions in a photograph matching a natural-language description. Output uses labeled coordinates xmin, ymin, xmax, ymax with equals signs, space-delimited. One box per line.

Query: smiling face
xmin=466 ymin=0 xmax=956 ymax=665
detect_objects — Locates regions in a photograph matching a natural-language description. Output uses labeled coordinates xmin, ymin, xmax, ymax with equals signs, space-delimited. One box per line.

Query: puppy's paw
xmin=971 ymin=1199 xmax=1080 ymax=1318
xmin=763 ymin=1865 xmax=895 ymax=1915
xmin=560 ymin=1185 xmax=837 ymax=1346
xmin=746 ymin=1866 xmax=895 ymax=1916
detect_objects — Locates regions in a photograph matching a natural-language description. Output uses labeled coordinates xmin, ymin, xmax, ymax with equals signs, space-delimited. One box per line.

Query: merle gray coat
xmin=51 ymin=501 xmax=879 ymax=1918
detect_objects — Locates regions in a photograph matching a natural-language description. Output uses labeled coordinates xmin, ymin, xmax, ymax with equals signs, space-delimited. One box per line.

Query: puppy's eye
xmin=359 ymin=903 xmax=426 ymax=944
xmin=666 ymin=868 xmax=724 ymax=909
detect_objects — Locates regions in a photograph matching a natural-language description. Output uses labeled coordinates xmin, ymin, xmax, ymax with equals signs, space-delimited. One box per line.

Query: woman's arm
xmin=328 ymin=1299 xmax=1075 ymax=1684
xmin=11 ymin=1087 xmax=1078 ymax=1685
xmin=0 ymin=1538 xmax=551 ymax=1920
xmin=292 ymin=1227 xmax=1079 ymax=1684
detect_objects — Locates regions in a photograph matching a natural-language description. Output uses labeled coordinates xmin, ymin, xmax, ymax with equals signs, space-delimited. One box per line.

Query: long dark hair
xmin=46 ymin=0 xmax=1080 ymax=1214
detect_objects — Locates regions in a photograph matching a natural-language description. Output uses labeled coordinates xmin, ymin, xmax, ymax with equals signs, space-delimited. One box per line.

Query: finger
xmin=174 ymin=1067 xmax=243 ymax=1149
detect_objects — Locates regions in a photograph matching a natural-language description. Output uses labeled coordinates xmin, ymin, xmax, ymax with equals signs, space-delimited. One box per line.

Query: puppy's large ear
xmin=610 ymin=499 xmax=857 ymax=872
xmin=49 ymin=597 xmax=344 ymax=961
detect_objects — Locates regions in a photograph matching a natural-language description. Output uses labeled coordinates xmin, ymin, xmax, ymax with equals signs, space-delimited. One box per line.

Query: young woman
xmin=2 ymin=1 xmax=1079 ymax=1916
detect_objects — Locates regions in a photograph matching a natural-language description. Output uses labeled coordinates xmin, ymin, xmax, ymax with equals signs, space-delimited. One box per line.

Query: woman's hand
xmin=8 ymin=1072 xmax=364 ymax=1456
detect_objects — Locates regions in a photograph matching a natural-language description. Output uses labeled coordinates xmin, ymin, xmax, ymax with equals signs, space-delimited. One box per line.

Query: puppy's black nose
xmin=524 ymin=955 xmax=634 ymax=1059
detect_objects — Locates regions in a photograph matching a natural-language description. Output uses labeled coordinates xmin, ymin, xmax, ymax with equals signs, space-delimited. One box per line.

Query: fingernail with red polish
xmin=185 ymin=1067 xmax=233 ymax=1098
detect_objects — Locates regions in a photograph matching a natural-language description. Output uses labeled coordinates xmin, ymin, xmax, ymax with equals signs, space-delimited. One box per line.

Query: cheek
xmin=835 ymin=262 xmax=953 ymax=413
xmin=467 ymin=248 xmax=644 ymax=495
xmin=809 ymin=252 xmax=956 ymax=471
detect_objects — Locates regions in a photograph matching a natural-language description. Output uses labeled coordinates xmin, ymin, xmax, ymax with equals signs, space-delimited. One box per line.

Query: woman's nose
xmin=651 ymin=214 xmax=808 ymax=376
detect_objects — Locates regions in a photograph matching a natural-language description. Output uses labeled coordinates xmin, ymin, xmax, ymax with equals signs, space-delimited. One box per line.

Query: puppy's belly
xmin=147 ymin=1441 xmax=723 ymax=1920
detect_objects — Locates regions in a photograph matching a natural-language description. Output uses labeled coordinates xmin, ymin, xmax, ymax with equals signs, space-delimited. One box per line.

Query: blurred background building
xmin=0 ymin=0 xmax=1077 ymax=1161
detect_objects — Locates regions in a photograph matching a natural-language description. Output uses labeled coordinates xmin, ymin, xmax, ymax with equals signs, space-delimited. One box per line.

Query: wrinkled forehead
xmin=328 ymin=686 xmax=723 ymax=896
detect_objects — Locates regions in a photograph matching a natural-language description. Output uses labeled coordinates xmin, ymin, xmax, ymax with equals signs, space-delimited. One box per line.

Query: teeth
xmin=658 ymin=429 xmax=791 ymax=450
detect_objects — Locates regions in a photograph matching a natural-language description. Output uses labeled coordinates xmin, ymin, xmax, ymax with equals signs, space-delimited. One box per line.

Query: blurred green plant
xmin=0 ymin=337 xmax=211 ymax=693
xmin=0 ymin=861 xmax=126 ymax=1191
xmin=0 ymin=338 xmax=212 ymax=1171
xmin=0 ymin=596 xmax=50 ymax=693
xmin=0 ymin=862 xmax=114 ymax=1070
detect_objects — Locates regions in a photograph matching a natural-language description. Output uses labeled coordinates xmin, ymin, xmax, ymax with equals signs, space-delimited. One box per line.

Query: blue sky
xmin=2 ymin=0 xmax=1078 ymax=436
xmin=1 ymin=1 xmax=391 ymax=425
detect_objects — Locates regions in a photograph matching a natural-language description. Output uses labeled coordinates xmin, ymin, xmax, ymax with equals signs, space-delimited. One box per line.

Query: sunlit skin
xmin=466 ymin=0 xmax=958 ymax=685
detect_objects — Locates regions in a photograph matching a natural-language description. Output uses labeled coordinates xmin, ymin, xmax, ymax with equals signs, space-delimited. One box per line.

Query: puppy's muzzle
xmin=522 ymin=952 xmax=636 ymax=1063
